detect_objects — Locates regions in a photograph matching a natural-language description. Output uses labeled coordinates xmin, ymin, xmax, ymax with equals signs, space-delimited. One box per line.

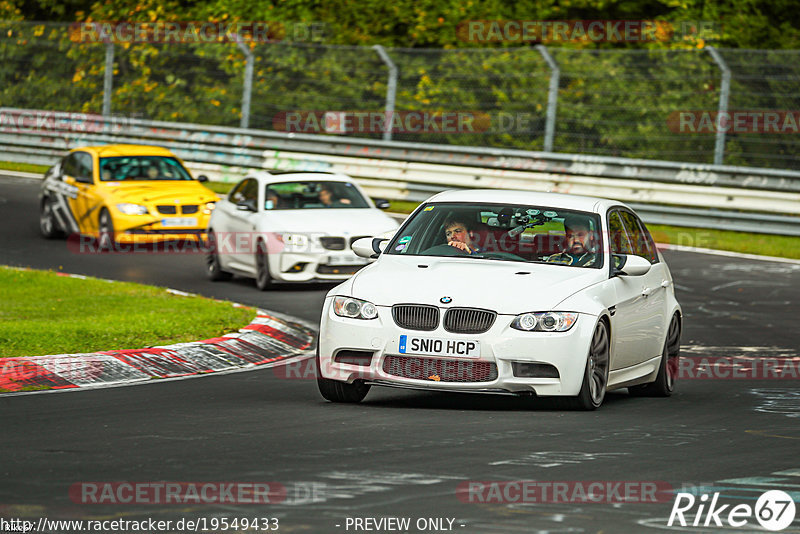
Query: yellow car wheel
xmin=98 ymin=208 xmax=117 ymax=247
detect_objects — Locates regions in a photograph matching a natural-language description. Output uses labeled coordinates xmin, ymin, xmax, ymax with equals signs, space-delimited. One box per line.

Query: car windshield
xmin=263 ymin=180 xmax=370 ymax=210
xmin=385 ymin=202 xmax=604 ymax=268
xmin=98 ymin=156 xmax=194 ymax=181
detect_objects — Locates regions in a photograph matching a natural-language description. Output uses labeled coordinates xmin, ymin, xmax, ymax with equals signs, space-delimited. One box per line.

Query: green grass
xmin=0 ymin=267 xmax=256 ymax=358
xmin=648 ymin=224 xmax=800 ymax=259
xmin=0 ymin=161 xmax=49 ymax=174
xmin=205 ymin=181 xmax=236 ymax=195
xmin=388 ymin=200 xmax=421 ymax=214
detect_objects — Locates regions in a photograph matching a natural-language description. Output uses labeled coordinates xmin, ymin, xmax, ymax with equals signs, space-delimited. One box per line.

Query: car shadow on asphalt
xmin=226 ymin=276 xmax=340 ymax=293
xmin=360 ymin=389 xmax=633 ymax=411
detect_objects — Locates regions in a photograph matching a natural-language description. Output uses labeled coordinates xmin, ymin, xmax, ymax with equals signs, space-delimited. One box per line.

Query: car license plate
xmin=398 ymin=334 xmax=480 ymax=358
xmin=326 ymin=254 xmax=369 ymax=266
xmin=161 ymin=217 xmax=197 ymax=228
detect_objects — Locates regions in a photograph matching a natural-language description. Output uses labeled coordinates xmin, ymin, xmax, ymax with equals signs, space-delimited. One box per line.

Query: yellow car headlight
xmin=116 ymin=203 xmax=149 ymax=215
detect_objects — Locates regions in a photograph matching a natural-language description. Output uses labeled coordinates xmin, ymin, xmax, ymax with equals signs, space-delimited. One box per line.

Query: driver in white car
xmin=444 ymin=216 xmax=485 ymax=255
xmin=546 ymin=217 xmax=597 ymax=267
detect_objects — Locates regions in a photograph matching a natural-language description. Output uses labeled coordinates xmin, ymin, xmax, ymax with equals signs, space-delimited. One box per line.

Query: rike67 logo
xmin=669 ymin=490 xmax=796 ymax=531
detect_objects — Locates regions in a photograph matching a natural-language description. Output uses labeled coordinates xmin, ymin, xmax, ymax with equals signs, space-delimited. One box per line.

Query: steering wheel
xmin=420 ymin=243 xmax=471 ymax=256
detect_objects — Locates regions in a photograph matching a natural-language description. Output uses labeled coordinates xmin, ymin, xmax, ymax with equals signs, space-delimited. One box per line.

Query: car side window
xmin=620 ymin=211 xmax=658 ymax=264
xmin=640 ymin=222 xmax=659 ymax=263
xmin=61 ymin=154 xmax=77 ymax=178
xmin=73 ymin=152 xmax=94 ymax=184
xmin=608 ymin=211 xmax=633 ymax=255
xmin=241 ymin=179 xmax=258 ymax=202
xmin=228 ymin=179 xmax=249 ymax=203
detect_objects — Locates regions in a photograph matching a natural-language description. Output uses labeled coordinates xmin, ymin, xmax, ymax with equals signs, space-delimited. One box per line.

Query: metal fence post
xmin=372 ymin=44 xmax=397 ymax=142
xmin=707 ymin=46 xmax=731 ymax=166
xmin=536 ymin=45 xmax=559 ymax=153
xmin=101 ymin=34 xmax=114 ymax=118
xmin=236 ymin=37 xmax=254 ymax=129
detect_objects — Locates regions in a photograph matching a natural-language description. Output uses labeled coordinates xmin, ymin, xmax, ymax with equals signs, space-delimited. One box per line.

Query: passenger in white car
xmin=547 ymin=217 xmax=598 ymax=267
xmin=318 ymin=184 xmax=352 ymax=207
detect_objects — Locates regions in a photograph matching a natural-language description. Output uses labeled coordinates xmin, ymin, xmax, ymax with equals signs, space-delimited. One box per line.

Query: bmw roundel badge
xmin=440 ymin=296 xmax=452 ymax=304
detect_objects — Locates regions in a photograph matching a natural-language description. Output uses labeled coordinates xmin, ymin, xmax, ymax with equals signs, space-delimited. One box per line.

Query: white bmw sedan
xmin=205 ymin=172 xmax=399 ymax=289
xmin=317 ymin=189 xmax=682 ymax=410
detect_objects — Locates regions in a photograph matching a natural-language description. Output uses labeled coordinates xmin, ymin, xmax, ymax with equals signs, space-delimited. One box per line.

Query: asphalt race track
xmin=2 ymin=174 xmax=799 ymax=533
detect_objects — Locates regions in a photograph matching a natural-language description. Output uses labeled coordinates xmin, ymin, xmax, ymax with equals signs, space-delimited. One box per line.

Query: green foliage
xmin=1 ymin=2 xmax=797 ymax=168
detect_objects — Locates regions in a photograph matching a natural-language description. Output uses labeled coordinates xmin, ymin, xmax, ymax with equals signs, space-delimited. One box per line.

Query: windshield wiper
xmin=469 ymin=254 xmax=527 ymax=263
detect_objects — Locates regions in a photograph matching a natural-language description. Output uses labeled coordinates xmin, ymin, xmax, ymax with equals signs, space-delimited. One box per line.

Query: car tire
xmin=255 ymin=239 xmax=272 ymax=291
xmin=562 ymin=320 xmax=610 ymax=411
xmin=39 ymin=197 xmax=62 ymax=239
xmin=205 ymin=231 xmax=232 ymax=281
xmin=629 ymin=314 xmax=681 ymax=398
xmin=98 ymin=208 xmax=116 ymax=248
xmin=316 ymin=347 xmax=371 ymax=403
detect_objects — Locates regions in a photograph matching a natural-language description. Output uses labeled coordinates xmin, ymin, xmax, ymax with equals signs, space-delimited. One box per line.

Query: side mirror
xmin=352 ymin=236 xmax=388 ymax=259
xmin=613 ymin=254 xmax=651 ymax=276
xmin=197 ymin=175 xmax=209 ymax=182
xmin=236 ymin=199 xmax=257 ymax=212
xmin=373 ymin=198 xmax=391 ymax=210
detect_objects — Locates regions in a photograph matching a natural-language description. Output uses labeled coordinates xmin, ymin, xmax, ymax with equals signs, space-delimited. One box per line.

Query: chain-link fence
xmin=2 ymin=22 xmax=799 ymax=170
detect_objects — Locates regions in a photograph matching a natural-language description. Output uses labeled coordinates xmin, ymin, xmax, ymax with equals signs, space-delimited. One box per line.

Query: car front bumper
xmin=318 ymin=298 xmax=598 ymax=397
xmin=109 ymin=212 xmax=212 ymax=243
xmin=270 ymin=252 xmax=370 ymax=283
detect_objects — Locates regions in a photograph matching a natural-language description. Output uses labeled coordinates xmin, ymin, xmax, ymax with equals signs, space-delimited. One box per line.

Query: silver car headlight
xmin=279 ymin=233 xmax=310 ymax=252
xmin=116 ymin=203 xmax=149 ymax=215
xmin=333 ymin=296 xmax=378 ymax=320
xmin=511 ymin=312 xmax=578 ymax=332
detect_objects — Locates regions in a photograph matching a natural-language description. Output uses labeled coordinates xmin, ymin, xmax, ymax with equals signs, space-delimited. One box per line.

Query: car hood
xmin=103 ymin=181 xmax=217 ymax=204
xmin=259 ymin=208 xmax=398 ymax=236
xmin=350 ymin=255 xmax=607 ymax=314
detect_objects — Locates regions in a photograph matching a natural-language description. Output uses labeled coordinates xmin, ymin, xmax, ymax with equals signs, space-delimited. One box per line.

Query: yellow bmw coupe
xmin=39 ymin=144 xmax=218 ymax=243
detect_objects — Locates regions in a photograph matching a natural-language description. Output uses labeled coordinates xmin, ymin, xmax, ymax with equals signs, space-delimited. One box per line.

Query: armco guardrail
xmin=2 ymin=108 xmax=800 ymax=235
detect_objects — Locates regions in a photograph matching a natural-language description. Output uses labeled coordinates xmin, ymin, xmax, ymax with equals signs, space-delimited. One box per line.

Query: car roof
xmin=71 ymin=144 xmax=177 ymax=157
xmin=247 ymin=171 xmax=356 ymax=184
xmin=425 ymin=189 xmax=629 ymax=214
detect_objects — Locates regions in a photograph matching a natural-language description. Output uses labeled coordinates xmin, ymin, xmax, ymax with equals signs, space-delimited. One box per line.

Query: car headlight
xmin=333 ymin=296 xmax=378 ymax=320
xmin=116 ymin=203 xmax=149 ymax=215
xmin=203 ymin=201 xmax=216 ymax=214
xmin=279 ymin=233 xmax=310 ymax=252
xmin=511 ymin=312 xmax=578 ymax=332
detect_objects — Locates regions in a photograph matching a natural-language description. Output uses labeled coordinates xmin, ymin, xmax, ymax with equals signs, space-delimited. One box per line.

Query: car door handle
xmin=661 ymin=280 xmax=671 ymax=288
xmin=642 ymin=287 xmax=655 ymax=297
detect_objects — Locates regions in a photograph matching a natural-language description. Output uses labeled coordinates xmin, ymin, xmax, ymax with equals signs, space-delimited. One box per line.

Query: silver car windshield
xmin=264 ymin=181 xmax=370 ymax=210
xmin=385 ymin=202 xmax=604 ymax=268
